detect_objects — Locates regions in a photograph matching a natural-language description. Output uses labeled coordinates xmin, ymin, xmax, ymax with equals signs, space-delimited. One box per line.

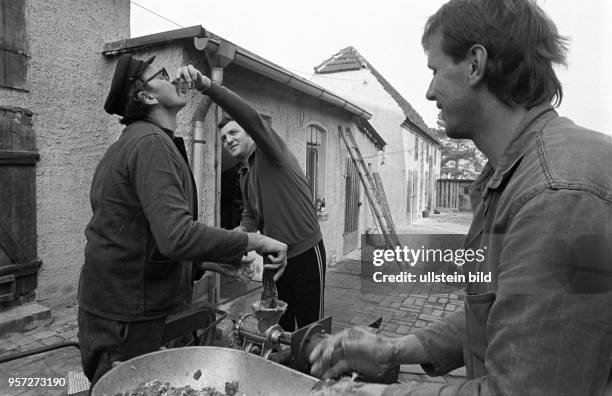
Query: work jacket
xmin=78 ymin=120 xmax=247 ymax=321
xmin=384 ymin=104 xmax=612 ymax=395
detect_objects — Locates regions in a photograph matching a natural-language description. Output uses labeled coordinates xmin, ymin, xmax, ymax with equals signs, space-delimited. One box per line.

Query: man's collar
xmin=239 ymin=143 xmax=257 ymax=173
xmin=143 ymin=117 xmax=174 ymax=139
xmin=484 ymin=103 xmax=557 ymax=191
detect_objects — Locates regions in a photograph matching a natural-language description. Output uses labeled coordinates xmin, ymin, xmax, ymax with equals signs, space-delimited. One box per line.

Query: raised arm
xmin=176 ymin=65 xmax=285 ymax=164
xmin=204 ymin=83 xmax=285 ymax=164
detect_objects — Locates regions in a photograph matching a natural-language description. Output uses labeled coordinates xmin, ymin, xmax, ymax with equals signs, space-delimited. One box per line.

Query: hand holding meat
xmin=247 ymin=233 xmax=287 ymax=281
xmin=309 ymin=326 xmax=395 ymax=380
xmin=216 ymin=261 xmax=255 ymax=284
xmin=199 ymin=257 xmax=255 ymax=285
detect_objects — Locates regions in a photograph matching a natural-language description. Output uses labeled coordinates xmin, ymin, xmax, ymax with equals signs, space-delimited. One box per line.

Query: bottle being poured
xmin=172 ymin=76 xmax=190 ymax=95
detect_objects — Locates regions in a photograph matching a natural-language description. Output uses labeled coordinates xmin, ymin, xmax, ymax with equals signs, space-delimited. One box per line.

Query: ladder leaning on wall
xmin=338 ymin=126 xmax=401 ymax=251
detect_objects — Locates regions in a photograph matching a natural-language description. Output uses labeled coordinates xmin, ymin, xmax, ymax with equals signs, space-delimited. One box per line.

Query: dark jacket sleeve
xmin=413 ymin=308 xmax=465 ymax=376
xmin=205 ymin=83 xmax=286 ymax=165
xmin=128 ymin=133 xmax=248 ymax=263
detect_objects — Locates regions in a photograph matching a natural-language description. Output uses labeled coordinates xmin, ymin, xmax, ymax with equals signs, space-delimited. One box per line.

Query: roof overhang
xmin=102 ymin=26 xmax=373 ymax=122
xmin=401 ymin=118 xmax=442 ymax=147
xmin=354 ymin=118 xmax=386 ymax=150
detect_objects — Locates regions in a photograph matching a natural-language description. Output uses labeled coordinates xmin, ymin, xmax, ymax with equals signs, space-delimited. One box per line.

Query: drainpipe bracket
xmin=194 ymin=37 xmax=211 ymax=51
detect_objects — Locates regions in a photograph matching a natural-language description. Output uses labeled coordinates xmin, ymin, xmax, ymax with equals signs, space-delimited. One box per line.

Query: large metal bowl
xmin=92 ymin=346 xmax=317 ymax=396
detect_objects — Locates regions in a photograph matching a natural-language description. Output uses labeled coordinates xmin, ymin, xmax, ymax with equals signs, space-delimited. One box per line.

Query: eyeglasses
xmin=140 ymin=68 xmax=170 ymax=85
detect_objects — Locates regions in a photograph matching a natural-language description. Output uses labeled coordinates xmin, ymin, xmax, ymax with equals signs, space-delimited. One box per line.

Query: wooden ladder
xmin=339 ymin=126 xmax=400 ymax=250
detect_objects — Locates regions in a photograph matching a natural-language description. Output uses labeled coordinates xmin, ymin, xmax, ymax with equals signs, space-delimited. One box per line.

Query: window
xmin=414 ymin=135 xmax=419 ymax=160
xmin=1 ymin=0 xmax=28 ymax=90
xmin=305 ymin=124 xmax=326 ymax=212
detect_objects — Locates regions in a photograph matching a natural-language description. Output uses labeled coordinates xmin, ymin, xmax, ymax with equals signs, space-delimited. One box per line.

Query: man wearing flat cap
xmin=77 ymin=54 xmax=288 ymax=386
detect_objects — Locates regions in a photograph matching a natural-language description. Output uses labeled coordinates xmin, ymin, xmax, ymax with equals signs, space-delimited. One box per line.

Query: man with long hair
xmin=78 ymin=54 xmax=288 ymax=386
xmin=309 ymin=1 xmax=612 ymax=394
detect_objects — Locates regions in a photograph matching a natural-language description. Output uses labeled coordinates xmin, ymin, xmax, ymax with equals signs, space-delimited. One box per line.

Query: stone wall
xmin=0 ymin=0 xmax=130 ymax=308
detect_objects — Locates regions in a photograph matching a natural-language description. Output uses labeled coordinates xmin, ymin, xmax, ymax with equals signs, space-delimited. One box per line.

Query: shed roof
xmin=102 ymin=26 xmax=387 ymax=149
xmin=315 ymin=46 xmax=441 ymax=146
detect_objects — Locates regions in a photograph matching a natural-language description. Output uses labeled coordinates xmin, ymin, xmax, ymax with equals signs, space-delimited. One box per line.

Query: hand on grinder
xmin=309 ymin=326 xmax=397 ymax=380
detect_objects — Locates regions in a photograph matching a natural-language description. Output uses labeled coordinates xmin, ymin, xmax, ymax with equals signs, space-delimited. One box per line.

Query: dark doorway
xmin=343 ymin=157 xmax=360 ymax=254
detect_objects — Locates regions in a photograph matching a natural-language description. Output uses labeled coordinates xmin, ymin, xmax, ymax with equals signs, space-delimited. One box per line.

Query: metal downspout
xmin=191 ymin=66 xmax=224 ymax=218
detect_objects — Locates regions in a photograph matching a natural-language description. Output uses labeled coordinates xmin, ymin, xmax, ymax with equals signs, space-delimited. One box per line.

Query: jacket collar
xmin=137 ymin=118 xmax=194 ymax=168
xmin=239 ymin=143 xmax=257 ymax=174
xmin=142 ymin=117 xmax=175 ymax=140
xmin=476 ymin=103 xmax=557 ymax=196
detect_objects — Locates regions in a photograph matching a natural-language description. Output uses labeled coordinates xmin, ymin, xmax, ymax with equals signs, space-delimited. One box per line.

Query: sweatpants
xmin=277 ymin=239 xmax=326 ymax=331
xmin=77 ymin=308 xmax=166 ymax=387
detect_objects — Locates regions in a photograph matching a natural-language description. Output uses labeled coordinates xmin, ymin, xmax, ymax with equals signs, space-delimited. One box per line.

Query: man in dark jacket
xmin=177 ymin=65 xmax=326 ymax=331
xmin=78 ymin=54 xmax=287 ymax=386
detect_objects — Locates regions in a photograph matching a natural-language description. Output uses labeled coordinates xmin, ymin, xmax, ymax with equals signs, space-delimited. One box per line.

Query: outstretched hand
xmin=252 ymin=234 xmax=288 ymax=281
xmin=309 ymin=326 xmax=395 ymax=380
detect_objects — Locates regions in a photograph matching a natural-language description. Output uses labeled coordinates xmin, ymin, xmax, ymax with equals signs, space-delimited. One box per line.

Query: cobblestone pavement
xmin=0 ymin=212 xmax=472 ymax=394
xmin=325 ymin=264 xmax=464 ymax=337
xmin=0 ymin=304 xmax=80 ymax=395
xmin=326 ymin=212 xmax=471 ymax=336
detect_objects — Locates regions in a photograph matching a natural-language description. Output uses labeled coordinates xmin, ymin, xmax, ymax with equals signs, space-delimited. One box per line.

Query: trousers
xmin=277 ymin=239 xmax=326 ymax=331
xmin=77 ymin=308 xmax=166 ymax=388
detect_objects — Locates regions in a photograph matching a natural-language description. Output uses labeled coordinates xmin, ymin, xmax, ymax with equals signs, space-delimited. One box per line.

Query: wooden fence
xmin=436 ymin=179 xmax=473 ymax=211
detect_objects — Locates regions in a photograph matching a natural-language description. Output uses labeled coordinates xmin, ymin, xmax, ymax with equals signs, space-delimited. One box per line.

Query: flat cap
xmin=104 ymin=54 xmax=155 ymax=116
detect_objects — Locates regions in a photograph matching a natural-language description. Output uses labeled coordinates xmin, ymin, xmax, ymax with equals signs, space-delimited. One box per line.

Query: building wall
xmin=311 ymin=69 xmax=442 ymax=227
xmin=403 ymin=131 xmax=442 ymax=222
xmin=312 ymin=70 xmax=407 ymax=226
xmin=0 ymin=0 xmax=130 ymax=308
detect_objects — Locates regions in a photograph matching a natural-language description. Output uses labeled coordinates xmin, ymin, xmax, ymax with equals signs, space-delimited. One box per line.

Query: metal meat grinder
xmin=233 ymin=300 xmax=399 ymax=384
